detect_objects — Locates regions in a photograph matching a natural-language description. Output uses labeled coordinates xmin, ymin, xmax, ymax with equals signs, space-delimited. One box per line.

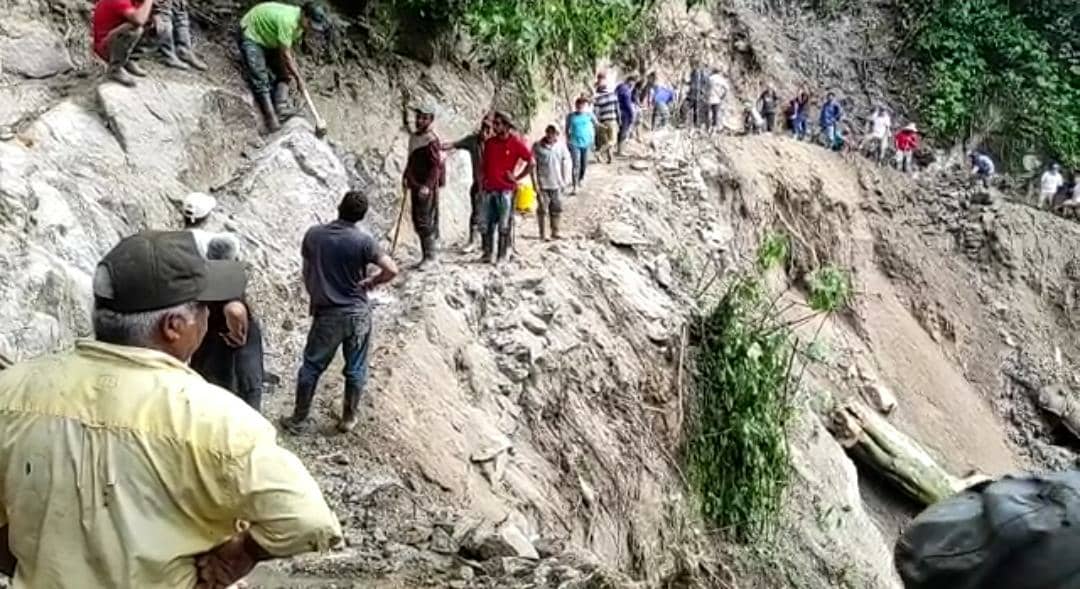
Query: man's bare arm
xmin=127 ymin=0 xmax=153 ymax=26
xmin=280 ymin=47 xmax=306 ymax=95
xmin=360 ymin=253 xmax=399 ymax=289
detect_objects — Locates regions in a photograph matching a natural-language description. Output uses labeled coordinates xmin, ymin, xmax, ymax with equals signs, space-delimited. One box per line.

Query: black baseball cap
xmin=301 ymin=2 xmax=330 ymax=33
xmin=93 ymin=231 xmax=247 ymax=313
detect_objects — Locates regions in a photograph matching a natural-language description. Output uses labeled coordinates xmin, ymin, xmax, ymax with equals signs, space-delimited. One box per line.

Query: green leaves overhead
xmin=906 ymin=0 xmax=1080 ymax=167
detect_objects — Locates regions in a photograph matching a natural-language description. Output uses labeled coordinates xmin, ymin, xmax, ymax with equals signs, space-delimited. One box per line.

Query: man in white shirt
xmin=707 ymin=68 xmax=728 ymax=132
xmin=531 ymin=125 xmax=573 ymax=241
xmin=1038 ymin=163 xmax=1064 ymax=209
xmin=859 ymin=106 xmax=892 ymax=163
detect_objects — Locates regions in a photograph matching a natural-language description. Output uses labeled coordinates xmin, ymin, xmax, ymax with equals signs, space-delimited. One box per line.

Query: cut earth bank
xmin=4 ymin=0 xmax=1080 ymax=587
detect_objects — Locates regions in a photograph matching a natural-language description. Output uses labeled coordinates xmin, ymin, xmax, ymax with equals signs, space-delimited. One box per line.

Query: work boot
xmin=338 ymin=385 xmax=363 ymax=433
xmin=177 ymin=49 xmax=208 ymax=71
xmin=162 ymin=52 xmax=190 ymax=70
xmin=256 ymin=93 xmax=281 ymax=133
xmin=537 ymin=214 xmax=547 ymax=242
xmin=496 ymin=231 xmax=510 ymax=263
xmin=480 ymin=231 xmax=495 ymax=264
xmin=279 ymin=382 xmax=315 ymax=435
xmin=551 ymin=214 xmax=561 ymax=240
xmin=272 ymin=81 xmax=297 ymax=121
xmin=124 ymin=60 xmax=148 ymax=77
xmin=108 ymin=66 xmax=138 ymax=87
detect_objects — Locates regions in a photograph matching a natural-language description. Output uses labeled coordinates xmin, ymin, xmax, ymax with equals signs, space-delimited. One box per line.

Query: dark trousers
xmin=410 ymin=188 xmax=439 ymax=259
xmin=469 ymin=182 xmax=483 ymax=237
xmin=102 ymin=23 xmax=144 ymax=69
xmin=294 ymin=311 xmax=373 ymax=417
xmin=190 ymin=316 xmax=265 ymax=411
xmin=763 ymin=112 xmax=776 ymax=132
xmin=709 ymin=104 xmax=722 ymax=129
xmin=237 ymin=32 xmax=287 ymax=98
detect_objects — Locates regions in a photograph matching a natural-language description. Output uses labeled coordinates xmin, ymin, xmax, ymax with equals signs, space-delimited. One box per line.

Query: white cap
xmin=181 ymin=192 xmax=217 ymax=223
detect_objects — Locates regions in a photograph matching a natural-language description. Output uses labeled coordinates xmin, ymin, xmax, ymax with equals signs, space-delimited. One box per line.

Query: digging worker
xmin=0 ymin=230 xmax=342 ymax=587
xmin=443 ymin=113 xmax=494 ymax=251
xmin=237 ymin=1 xmax=330 ymax=132
xmin=403 ymin=105 xmax=445 ymax=268
xmin=144 ymin=0 xmax=207 ymax=70
xmin=91 ymin=0 xmax=154 ymax=86
xmin=281 ymin=191 xmax=399 ymax=435
xmin=531 ymin=124 xmax=572 ymax=241
xmin=479 ymin=111 xmax=534 ymax=264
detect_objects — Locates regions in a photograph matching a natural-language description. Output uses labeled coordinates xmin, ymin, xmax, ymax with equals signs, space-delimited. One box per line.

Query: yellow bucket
xmin=515 ymin=182 xmax=537 ymax=214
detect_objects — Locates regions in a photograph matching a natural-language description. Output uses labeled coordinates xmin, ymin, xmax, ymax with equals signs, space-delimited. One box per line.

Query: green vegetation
xmin=360 ymin=0 xmax=658 ymax=115
xmin=686 ymin=234 xmax=852 ymax=541
xmin=904 ymin=0 xmax=1080 ymax=167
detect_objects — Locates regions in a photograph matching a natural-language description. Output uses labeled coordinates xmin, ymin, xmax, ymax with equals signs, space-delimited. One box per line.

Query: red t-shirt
xmin=92 ymin=0 xmax=137 ymax=58
xmin=895 ymin=130 xmax=919 ymax=152
xmin=481 ymin=134 xmax=533 ymax=192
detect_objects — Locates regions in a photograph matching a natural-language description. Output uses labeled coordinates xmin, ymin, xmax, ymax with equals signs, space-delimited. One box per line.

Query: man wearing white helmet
xmin=180 ymin=192 xmax=265 ymax=411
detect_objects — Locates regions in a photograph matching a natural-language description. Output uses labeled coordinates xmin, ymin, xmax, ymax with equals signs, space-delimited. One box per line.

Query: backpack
xmin=896 ymin=471 xmax=1080 ymax=589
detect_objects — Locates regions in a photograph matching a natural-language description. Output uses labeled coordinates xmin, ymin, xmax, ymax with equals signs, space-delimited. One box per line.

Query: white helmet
xmin=181 ymin=192 xmax=217 ymax=224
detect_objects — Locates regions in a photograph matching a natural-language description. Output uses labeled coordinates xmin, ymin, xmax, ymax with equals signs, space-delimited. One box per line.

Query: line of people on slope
xmin=402 ymin=107 xmax=594 ymax=269
xmin=93 ymin=0 xmax=330 ymax=134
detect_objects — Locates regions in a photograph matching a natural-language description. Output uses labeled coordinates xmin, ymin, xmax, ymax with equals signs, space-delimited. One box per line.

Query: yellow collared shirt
xmin=0 ymin=340 xmax=342 ymax=588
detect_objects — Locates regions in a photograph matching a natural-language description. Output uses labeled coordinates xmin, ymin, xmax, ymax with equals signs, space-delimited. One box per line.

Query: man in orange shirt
xmin=91 ymin=0 xmax=154 ymax=86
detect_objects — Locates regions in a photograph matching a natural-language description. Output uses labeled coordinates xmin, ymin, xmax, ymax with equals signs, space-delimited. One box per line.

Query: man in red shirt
xmin=894 ymin=123 xmax=919 ymax=174
xmin=92 ymin=0 xmax=154 ymax=86
xmin=480 ymin=111 xmax=534 ymax=264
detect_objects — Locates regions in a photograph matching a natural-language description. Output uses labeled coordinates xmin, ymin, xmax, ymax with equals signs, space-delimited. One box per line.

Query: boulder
xmin=0 ymin=21 xmax=73 ymax=79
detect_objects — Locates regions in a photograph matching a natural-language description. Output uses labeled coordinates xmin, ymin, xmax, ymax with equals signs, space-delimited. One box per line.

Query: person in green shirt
xmin=237 ymin=1 xmax=329 ymax=132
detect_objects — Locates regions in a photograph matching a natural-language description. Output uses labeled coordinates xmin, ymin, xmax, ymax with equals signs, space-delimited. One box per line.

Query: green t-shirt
xmin=241 ymin=2 xmax=303 ymax=49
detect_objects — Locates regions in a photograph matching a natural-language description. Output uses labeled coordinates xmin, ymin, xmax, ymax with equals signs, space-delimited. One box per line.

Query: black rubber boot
xmin=256 ymin=93 xmax=281 ymax=133
xmin=551 ymin=214 xmax=561 ymax=240
xmin=272 ymin=81 xmax=297 ymax=121
xmin=537 ymin=213 xmax=547 ymax=242
xmin=279 ymin=382 xmax=315 ymax=434
xmin=496 ymin=231 xmax=510 ymax=263
xmin=338 ymin=385 xmax=363 ymax=433
xmin=481 ymin=229 xmax=495 ymax=264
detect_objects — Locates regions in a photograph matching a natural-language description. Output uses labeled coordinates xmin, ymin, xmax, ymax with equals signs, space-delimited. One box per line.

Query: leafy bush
xmin=687 ymin=235 xmax=854 ymax=541
xmin=905 ymin=0 xmax=1080 ymax=167
xmin=688 ymin=276 xmax=795 ymax=541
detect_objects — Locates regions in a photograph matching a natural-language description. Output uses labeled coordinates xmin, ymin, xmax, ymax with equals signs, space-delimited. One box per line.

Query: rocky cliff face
xmin=5 ymin=1 xmax=1080 ymax=588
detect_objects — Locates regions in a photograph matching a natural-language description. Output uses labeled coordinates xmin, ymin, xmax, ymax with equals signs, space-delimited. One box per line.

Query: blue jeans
xmin=792 ymin=116 xmax=808 ymax=139
xmin=481 ymin=189 xmax=514 ymax=259
xmin=821 ymin=123 xmax=839 ymax=148
xmin=569 ymin=145 xmax=589 ymax=186
xmin=295 ymin=310 xmax=372 ymax=416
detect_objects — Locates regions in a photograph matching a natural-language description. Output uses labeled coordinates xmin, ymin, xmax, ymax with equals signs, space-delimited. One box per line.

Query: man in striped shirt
xmin=593 ymin=80 xmax=620 ymax=164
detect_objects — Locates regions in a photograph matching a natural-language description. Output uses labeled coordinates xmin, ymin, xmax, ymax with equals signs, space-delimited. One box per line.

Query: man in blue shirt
xmin=970 ymin=152 xmax=996 ymax=189
xmin=652 ymin=79 xmax=676 ymax=129
xmin=819 ymin=92 xmax=843 ymax=149
xmin=280 ymin=191 xmax=399 ymax=435
xmin=615 ymin=74 xmax=637 ymax=156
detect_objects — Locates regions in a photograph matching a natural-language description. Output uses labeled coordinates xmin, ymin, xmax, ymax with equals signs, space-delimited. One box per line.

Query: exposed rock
xmin=0 ymin=21 xmax=73 ymax=79
xmin=521 ymin=313 xmax=548 ymax=335
xmin=862 ymin=383 xmax=897 ymax=414
xmin=602 ymin=221 xmax=649 ymax=247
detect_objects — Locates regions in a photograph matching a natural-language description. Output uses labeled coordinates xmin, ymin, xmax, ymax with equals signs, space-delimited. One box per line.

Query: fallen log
xmin=828 ymin=400 xmax=987 ymax=505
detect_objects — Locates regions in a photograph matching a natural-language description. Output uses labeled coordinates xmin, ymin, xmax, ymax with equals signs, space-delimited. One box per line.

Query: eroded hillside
xmin=3 ymin=0 xmax=1080 ymax=588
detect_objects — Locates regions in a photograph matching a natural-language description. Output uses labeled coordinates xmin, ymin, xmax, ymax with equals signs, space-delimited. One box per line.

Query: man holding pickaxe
xmin=237 ymin=1 xmax=329 ymax=133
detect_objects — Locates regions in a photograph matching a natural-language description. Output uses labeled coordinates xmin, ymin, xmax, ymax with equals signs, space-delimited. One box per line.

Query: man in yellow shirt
xmin=0 ymin=231 xmax=342 ymax=588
